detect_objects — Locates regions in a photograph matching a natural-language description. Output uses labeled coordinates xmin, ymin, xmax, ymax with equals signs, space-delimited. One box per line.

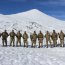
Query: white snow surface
xmin=0 ymin=47 xmax=65 ymax=65
xmin=0 ymin=9 xmax=65 ymax=65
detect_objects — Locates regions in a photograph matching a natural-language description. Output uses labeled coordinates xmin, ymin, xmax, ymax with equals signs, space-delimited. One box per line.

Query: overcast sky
xmin=0 ymin=0 xmax=65 ymax=20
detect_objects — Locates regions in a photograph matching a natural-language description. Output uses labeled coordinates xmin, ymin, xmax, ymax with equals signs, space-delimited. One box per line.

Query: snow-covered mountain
xmin=0 ymin=9 xmax=65 ymax=34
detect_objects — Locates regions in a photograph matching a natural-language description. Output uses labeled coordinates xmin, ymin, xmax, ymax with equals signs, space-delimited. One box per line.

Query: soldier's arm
xmin=7 ymin=32 xmax=9 ymax=36
xmin=21 ymin=34 xmax=22 ymax=37
xmin=27 ymin=34 xmax=28 ymax=39
xmin=37 ymin=34 xmax=39 ymax=39
xmin=16 ymin=34 xmax=18 ymax=37
xmin=43 ymin=34 xmax=45 ymax=39
xmin=56 ymin=33 xmax=58 ymax=40
xmin=9 ymin=32 xmax=11 ymax=36
xmin=14 ymin=33 xmax=17 ymax=36
xmin=45 ymin=34 xmax=46 ymax=38
xmin=30 ymin=35 xmax=32 ymax=39
xmin=23 ymin=34 xmax=24 ymax=39
xmin=36 ymin=34 xmax=38 ymax=39
xmin=64 ymin=34 xmax=65 ymax=37
xmin=0 ymin=33 xmax=2 ymax=37
xmin=51 ymin=34 xmax=53 ymax=40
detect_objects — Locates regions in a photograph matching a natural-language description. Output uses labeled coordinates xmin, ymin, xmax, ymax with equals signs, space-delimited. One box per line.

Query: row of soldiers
xmin=0 ymin=30 xmax=65 ymax=48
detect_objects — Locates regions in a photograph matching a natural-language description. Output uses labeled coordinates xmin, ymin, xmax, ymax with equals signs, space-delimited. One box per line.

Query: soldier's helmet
xmin=47 ymin=31 xmax=49 ymax=33
xmin=4 ymin=30 xmax=7 ymax=32
xmin=34 ymin=31 xmax=36 ymax=34
xmin=53 ymin=30 xmax=55 ymax=33
xmin=24 ymin=31 xmax=26 ymax=34
xmin=60 ymin=30 xmax=63 ymax=33
xmin=40 ymin=31 xmax=42 ymax=33
xmin=18 ymin=31 xmax=20 ymax=33
xmin=12 ymin=30 xmax=14 ymax=32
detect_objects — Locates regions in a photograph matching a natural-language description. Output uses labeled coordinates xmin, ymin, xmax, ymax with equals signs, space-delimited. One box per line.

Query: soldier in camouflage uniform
xmin=45 ymin=31 xmax=52 ymax=48
xmin=59 ymin=30 xmax=65 ymax=47
xmin=1 ymin=30 xmax=8 ymax=46
xmin=30 ymin=31 xmax=37 ymax=48
xmin=9 ymin=30 xmax=16 ymax=47
xmin=23 ymin=31 xmax=28 ymax=47
xmin=38 ymin=31 xmax=44 ymax=48
xmin=51 ymin=30 xmax=58 ymax=47
xmin=16 ymin=31 xmax=22 ymax=46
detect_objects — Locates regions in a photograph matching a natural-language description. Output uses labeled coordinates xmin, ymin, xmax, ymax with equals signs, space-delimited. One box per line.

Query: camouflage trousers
xmin=38 ymin=38 xmax=43 ymax=48
xmin=2 ymin=38 xmax=7 ymax=46
xmin=53 ymin=39 xmax=57 ymax=47
xmin=10 ymin=37 xmax=15 ymax=46
xmin=60 ymin=39 xmax=64 ymax=47
xmin=46 ymin=39 xmax=52 ymax=48
xmin=23 ymin=39 xmax=28 ymax=47
xmin=31 ymin=39 xmax=36 ymax=48
xmin=16 ymin=38 xmax=21 ymax=46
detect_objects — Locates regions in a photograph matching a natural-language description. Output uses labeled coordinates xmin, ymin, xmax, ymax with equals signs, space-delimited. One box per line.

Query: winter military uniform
xmin=16 ymin=31 xmax=22 ymax=46
xmin=59 ymin=30 xmax=65 ymax=47
xmin=45 ymin=31 xmax=52 ymax=48
xmin=38 ymin=31 xmax=44 ymax=48
xmin=1 ymin=30 xmax=8 ymax=46
xmin=30 ymin=31 xmax=37 ymax=48
xmin=9 ymin=30 xmax=16 ymax=47
xmin=23 ymin=31 xmax=28 ymax=47
xmin=51 ymin=30 xmax=58 ymax=47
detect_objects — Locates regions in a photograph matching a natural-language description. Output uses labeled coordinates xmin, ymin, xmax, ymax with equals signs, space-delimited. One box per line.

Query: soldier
xmin=51 ymin=30 xmax=58 ymax=47
xmin=45 ymin=31 xmax=52 ymax=48
xmin=1 ymin=30 xmax=8 ymax=46
xmin=9 ymin=30 xmax=16 ymax=47
xmin=16 ymin=31 xmax=22 ymax=46
xmin=38 ymin=31 xmax=44 ymax=48
xmin=30 ymin=31 xmax=37 ymax=48
xmin=59 ymin=30 xmax=65 ymax=47
xmin=23 ymin=31 xmax=28 ymax=47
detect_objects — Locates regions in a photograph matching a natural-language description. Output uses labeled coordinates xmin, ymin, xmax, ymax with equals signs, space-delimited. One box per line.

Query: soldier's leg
xmin=5 ymin=39 xmax=7 ymax=46
xmin=31 ymin=42 xmax=33 ymax=47
xmin=49 ymin=40 xmax=52 ymax=48
xmin=32 ymin=40 xmax=35 ymax=48
xmin=60 ymin=40 xmax=62 ymax=47
xmin=10 ymin=38 xmax=12 ymax=46
xmin=41 ymin=43 xmax=43 ymax=48
xmin=39 ymin=40 xmax=40 ymax=48
xmin=41 ymin=40 xmax=43 ymax=48
xmin=46 ymin=40 xmax=48 ymax=48
xmin=26 ymin=40 xmax=28 ymax=47
xmin=24 ymin=40 xmax=27 ymax=47
xmin=62 ymin=40 xmax=64 ymax=47
xmin=56 ymin=40 xmax=57 ymax=47
xmin=34 ymin=41 xmax=36 ymax=48
xmin=2 ymin=39 xmax=4 ymax=46
xmin=19 ymin=39 xmax=21 ymax=46
xmin=13 ymin=39 xmax=15 ymax=47
xmin=16 ymin=39 xmax=18 ymax=46
xmin=53 ymin=40 xmax=55 ymax=47
xmin=32 ymin=41 xmax=35 ymax=48
xmin=24 ymin=40 xmax=25 ymax=47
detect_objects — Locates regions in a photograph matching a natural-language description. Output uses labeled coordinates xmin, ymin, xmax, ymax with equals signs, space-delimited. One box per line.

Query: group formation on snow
xmin=0 ymin=30 xmax=65 ymax=48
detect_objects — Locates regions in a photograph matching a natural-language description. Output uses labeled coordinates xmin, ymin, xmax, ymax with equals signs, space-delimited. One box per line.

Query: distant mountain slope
xmin=0 ymin=9 xmax=65 ymax=33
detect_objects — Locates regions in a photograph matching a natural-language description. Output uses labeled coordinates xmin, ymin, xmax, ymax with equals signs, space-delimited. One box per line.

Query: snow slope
xmin=0 ymin=48 xmax=65 ymax=65
xmin=0 ymin=9 xmax=65 ymax=34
